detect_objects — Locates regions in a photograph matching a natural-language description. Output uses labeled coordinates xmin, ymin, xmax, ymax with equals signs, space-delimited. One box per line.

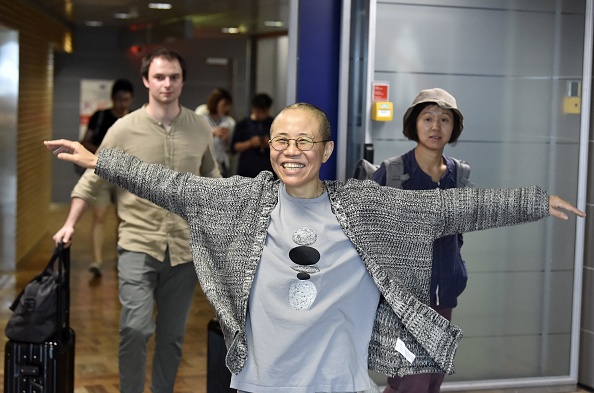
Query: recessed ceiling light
xmin=222 ymin=27 xmax=240 ymax=34
xmin=148 ymin=3 xmax=172 ymax=10
xmin=85 ymin=21 xmax=103 ymax=27
xmin=264 ymin=21 xmax=284 ymax=27
xmin=114 ymin=12 xmax=132 ymax=19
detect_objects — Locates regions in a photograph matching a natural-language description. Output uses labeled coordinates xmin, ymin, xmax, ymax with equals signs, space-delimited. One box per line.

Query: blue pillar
xmin=296 ymin=0 xmax=342 ymax=180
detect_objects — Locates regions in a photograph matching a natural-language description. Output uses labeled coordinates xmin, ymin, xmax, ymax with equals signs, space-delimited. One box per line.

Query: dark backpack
xmin=353 ymin=155 xmax=473 ymax=189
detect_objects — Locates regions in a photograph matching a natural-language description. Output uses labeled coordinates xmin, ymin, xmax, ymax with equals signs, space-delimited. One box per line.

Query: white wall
xmin=256 ymin=35 xmax=289 ymax=114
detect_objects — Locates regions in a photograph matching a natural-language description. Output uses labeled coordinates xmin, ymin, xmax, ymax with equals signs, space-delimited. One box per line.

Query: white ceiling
xmin=26 ymin=0 xmax=290 ymax=35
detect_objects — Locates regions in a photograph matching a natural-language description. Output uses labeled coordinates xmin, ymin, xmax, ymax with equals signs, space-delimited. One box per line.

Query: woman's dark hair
xmin=140 ymin=48 xmax=187 ymax=81
xmin=206 ymin=88 xmax=233 ymax=115
xmin=403 ymin=102 xmax=463 ymax=144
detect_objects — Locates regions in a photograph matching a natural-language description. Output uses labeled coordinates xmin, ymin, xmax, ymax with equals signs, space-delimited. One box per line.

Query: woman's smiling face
xmin=269 ymin=107 xmax=334 ymax=199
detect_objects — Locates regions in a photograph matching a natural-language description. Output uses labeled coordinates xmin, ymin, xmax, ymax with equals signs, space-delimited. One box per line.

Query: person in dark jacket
xmin=231 ymin=93 xmax=275 ymax=178
xmin=79 ymin=78 xmax=134 ymax=278
xmin=373 ymin=88 xmax=469 ymax=393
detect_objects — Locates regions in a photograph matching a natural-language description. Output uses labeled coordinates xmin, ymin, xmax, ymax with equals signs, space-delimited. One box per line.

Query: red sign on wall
xmin=372 ymin=82 xmax=389 ymax=101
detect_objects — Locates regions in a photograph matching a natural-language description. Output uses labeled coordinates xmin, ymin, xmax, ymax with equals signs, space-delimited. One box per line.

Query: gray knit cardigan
xmin=96 ymin=148 xmax=549 ymax=377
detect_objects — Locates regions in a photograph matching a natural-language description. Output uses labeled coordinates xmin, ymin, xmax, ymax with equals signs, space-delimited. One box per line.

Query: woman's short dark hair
xmin=206 ymin=88 xmax=233 ymax=115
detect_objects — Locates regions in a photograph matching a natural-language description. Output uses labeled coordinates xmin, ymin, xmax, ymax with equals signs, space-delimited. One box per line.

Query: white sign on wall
xmin=79 ymin=79 xmax=113 ymax=139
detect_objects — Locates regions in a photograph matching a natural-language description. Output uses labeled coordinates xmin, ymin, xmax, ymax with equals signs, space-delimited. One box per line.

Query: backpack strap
xmin=96 ymin=109 xmax=105 ymax=130
xmin=353 ymin=158 xmax=379 ymax=180
xmin=383 ymin=155 xmax=472 ymax=189
xmin=383 ymin=155 xmax=409 ymax=189
xmin=452 ymin=157 xmax=473 ymax=188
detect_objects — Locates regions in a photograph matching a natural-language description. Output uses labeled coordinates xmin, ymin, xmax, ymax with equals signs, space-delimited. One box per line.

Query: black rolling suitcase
xmin=4 ymin=244 xmax=75 ymax=393
xmin=207 ymin=318 xmax=234 ymax=393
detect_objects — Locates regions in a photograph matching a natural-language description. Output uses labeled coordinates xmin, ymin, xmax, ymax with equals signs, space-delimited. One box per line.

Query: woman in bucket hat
xmin=373 ymin=88 xmax=470 ymax=393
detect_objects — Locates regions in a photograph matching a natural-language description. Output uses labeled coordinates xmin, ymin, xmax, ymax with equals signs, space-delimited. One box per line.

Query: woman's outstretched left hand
xmin=549 ymin=195 xmax=586 ymax=220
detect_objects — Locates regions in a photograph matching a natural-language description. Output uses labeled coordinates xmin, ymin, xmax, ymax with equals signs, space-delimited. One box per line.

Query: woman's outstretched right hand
xmin=44 ymin=139 xmax=98 ymax=169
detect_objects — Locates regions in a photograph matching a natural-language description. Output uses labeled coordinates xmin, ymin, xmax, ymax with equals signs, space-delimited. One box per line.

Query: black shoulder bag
xmin=5 ymin=243 xmax=70 ymax=343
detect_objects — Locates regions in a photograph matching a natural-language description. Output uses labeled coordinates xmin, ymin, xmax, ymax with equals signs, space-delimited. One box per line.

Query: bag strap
xmin=452 ymin=157 xmax=473 ymax=188
xmin=353 ymin=159 xmax=379 ymax=180
xmin=383 ymin=155 xmax=410 ymax=189
xmin=80 ymin=109 xmax=105 ymax=146
xmin=56 ymin=242 xmax=71 ymax=335
xmin=384 ymin=155 xmax=473 ymax=189
xmin=47 ymin=242 xmax=71 ymax=338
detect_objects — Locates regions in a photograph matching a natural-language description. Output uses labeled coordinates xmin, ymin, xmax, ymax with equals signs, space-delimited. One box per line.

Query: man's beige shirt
xmin=72 ymin=105 xmax=221 ymax=265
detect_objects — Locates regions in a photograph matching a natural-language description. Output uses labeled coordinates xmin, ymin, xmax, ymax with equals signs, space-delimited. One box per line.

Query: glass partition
xmin=355 ymin=0 xmax=589 ymax=388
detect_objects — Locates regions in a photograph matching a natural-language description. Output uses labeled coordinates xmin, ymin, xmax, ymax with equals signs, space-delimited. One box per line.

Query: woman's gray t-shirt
xmin=231 ymin=184 xmax=381 ymax=393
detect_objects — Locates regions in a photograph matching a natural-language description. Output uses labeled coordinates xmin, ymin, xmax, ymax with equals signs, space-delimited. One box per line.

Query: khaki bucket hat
xmin=402 ymin=88 xmax=464 ymax=138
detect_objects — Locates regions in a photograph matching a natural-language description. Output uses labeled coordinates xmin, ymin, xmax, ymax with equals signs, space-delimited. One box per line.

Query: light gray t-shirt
xmin=231 ymin=184 xmax=381 ymax=393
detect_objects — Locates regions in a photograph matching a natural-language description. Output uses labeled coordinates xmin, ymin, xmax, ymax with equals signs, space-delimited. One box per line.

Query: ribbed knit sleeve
xmin=95 ymin=148 xmax=221 ymax=221
xmin=436 ymin=186 xmax=550 ymax=238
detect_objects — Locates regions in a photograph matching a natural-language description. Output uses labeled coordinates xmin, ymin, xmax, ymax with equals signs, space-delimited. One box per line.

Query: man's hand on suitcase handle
xmin=53 ymin=225 xmax=75 ymax=248
xmin=51 ymin=197 xmax=89 ymax=248
xmin=44 ymin=139 xmax=98 ymax=169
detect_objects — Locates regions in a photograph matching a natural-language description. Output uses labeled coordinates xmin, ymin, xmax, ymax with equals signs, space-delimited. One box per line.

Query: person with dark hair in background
xmin=46 ymin=102 xmax=584 ymax=393
xmin=52 ymin=48 xmax=221 ymax=393
xmin=78 ymin=78 xmax=134 ymax=278
xmin=231 ymin=93 xmax=275 ymax=178
xmin=80 ymin=79 xmax=135 ymax=153
xmin=372 ymin=88 xmax=469 ymax=393
xmin=196 ymin=87 xmax=236 ymax=177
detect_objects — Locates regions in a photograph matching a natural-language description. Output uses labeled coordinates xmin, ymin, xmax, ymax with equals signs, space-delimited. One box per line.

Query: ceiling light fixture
xmin=264 ymin=21 xmax=284 ymax=27
xmin=114 ymin=7 xmax=138 ymax=20
xmin=222 ymin=27 xmax=240 ymax=34
xmin=148 ymin=3 xmax=172 ymax=10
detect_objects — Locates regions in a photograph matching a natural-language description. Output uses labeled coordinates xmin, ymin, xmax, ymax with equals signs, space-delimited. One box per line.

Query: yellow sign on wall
xmin=563 ymin=97 xmax=581 ymax=114
xmin=372 ymin=101 xmax=393 ymax=121
xmin=564 ymin=81 xmax=581 ymax=114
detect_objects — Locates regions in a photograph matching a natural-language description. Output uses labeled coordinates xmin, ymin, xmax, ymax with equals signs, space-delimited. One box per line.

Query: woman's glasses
xmin=269 ymin=136 xmax=330 ymax=151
